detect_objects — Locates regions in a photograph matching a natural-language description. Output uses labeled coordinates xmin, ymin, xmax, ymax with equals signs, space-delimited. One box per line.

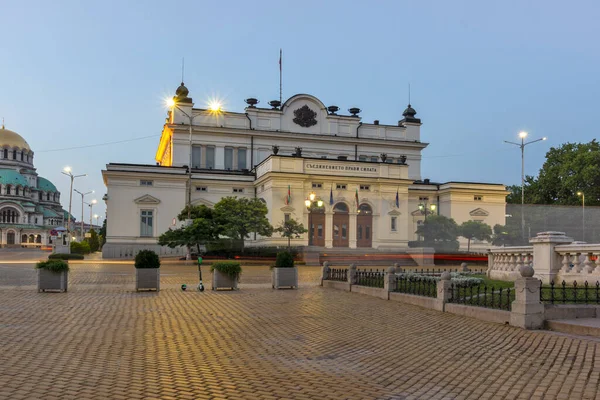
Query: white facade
xmin=102 ymin=85 xmax=507 ymax=258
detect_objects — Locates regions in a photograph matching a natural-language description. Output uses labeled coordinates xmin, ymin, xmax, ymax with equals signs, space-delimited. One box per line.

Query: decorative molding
xmin=469 ymin=207 xmax=489 ymax=217
xmin=280 ymin=205 xmax=295 ymax=212
xmin=388 ymin=209 xmax=401 ymax=216
xmin=411 ymin=209 xmax=425 ymax=217
xmin=293 ymin=105 xmax=318 ymax=128
xmin=134 ymin=194 xmax=161 ymax=205
xmin=191 ymin=198 xmax=214 ymax=207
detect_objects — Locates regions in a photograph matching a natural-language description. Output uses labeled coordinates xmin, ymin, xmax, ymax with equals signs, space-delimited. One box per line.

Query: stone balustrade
xmin=554 ymin=244 xmax=600 ymax=283
xmin=488 ymin=247 xmax=533 ymax=280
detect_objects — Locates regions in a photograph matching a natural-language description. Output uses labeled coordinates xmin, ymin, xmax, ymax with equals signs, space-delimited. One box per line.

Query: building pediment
xmin=134 ymin=194 xmax=161 ymax=205
xmin=388 ymin=209 xmax=401 ymax=216
xmin=191 ymin=198 xmax=214 ymax=207
xmin=469 ymin=207 xmax=489 ymax=217
xmin=280 ymin=205 xmax=295 ymax=212
xmin=411 ymin=209 xmax=425 ymax=217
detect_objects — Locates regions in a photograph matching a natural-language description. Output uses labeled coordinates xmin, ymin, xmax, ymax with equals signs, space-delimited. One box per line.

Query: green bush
xmin=211 ymin=261 xmax=242 ymax=279
xmin=275 ymin=251 xmax=295 ymax=268
xmin=70 ymin=241 xmax=91 ymax=255
xmin=134 ymin=250 xmax=160 ymax=269
xmin=48 ymin=253 xmax=84 ymax=260
xmin=36 ymin=260 xmax=69 ymax=273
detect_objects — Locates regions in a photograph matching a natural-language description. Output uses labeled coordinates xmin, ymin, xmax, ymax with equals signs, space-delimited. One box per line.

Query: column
xmin=530 ymin=231 xmax=574 ymax=284
xmin=510 ymin=265 xmax=544 ymax=329
xmin=349 ymin=211 xmax=357 ymax=249
xmin=325 ymin=211 xmax=333 ymax=248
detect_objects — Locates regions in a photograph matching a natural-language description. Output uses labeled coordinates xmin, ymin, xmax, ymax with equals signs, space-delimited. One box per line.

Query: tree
xmin=214 ymin=197 xmax=273 ymax=252
xmin=177 ymin=204 xmax=214 ymax=221
xmin=507 ymin=140 xmax=600 ymax=206
xmin=99 ymin=218 xmax=107 ymax=247
xmin=86 ymin=228 xmax=100 ymax=252
xmin=491 ymin=224 xmax=522 ymax=247
xmin=274 ymin=218 xmax=307 ymax=249
xmin=459 ymin=221 xmax=492 ymax=252
xmin=158 ymin=206 xmax=221 ymax=253
xmin=415 ymin=215 xmax=460 ymax=252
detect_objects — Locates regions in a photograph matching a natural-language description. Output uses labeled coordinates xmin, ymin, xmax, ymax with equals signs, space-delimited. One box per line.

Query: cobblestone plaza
xmin=1 ymin=255 xmax=599 ymax=399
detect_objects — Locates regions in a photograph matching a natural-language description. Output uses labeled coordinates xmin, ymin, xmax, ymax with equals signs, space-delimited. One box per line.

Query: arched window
xmin=333 ymin=202 xmax=349 ymax=214
xmin=0 ymin=207 xmax=19 ymax=223
xmin=6 ymin=185 xmax=11 ymax=195
xmin=358 ymin=204 xmax=373 ymax=215
xmin=20 ymin=152 xmax=23 ymax=161
xmin=12 ymin=150 xmax=16 ymax=160
xmin=46 ymin=193 xmax=50 ymax=201
xmin=21 ymin=234 xmax=27 ymax=243
xmin=15 ymin=186 xmax=20 ymax=196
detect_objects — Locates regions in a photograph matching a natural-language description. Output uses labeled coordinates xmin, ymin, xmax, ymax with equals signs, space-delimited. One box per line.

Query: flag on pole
xmin=329 ymin=185 xmax=334 ymax=205
xmin=355 ymin=187 xmax=359 ymax=209
xmin=285 ymin=185 xmax=291 ymax=205
xmin=279 ymin=49 xmax=283 ymax=104
xmin=395 ymin=188 xmax=400 ymax=208
xmin=279 ymin=48 xmax=282 ymax=71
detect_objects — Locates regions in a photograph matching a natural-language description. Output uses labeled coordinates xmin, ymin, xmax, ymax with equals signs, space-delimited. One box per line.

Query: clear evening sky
xmin=1 ymin=0 xmax=599 ymax=221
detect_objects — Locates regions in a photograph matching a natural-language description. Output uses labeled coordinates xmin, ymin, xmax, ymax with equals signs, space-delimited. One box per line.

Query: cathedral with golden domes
xmin=0 ymin=123 xmax=70 ymax=247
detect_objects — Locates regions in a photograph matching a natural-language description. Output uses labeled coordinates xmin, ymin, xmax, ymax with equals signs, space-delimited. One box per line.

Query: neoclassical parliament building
xmin=101 ymin=83 xmax=507 ymax=258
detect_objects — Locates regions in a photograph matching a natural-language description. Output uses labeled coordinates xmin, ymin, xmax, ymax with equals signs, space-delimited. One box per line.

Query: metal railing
xmin=355 ymin=269 xmax=384 ymax=288
xmin=396 ymin=267 xmax=487 ymax=275
xmin=540 ymin=280 xmax=600 ymax=304
xmin=327 ymin=268 xmax=348 ymax=282
xmin=449 ymin=283 xmax=512 ymax=311
xmin=394 ymin=276 xmax=437 ymax=298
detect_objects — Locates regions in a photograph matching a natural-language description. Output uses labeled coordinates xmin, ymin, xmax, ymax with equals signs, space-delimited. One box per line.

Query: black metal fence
xmin=541 ymin=281 xmax=600 ymax=304
xmin=327 ymin=268 xmax=348 ymax=282
xmin=449 ymin=283 xmax=512 ymax=311
xmin=355 ymin=269 xmax=385 ymax=288
xmin=396 ymin=267 xmax=488 ymax=275
xmin=394 ymin=276 xmax=437 ymax=298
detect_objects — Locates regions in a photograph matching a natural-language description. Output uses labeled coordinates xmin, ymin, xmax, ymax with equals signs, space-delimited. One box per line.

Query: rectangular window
xmin=370 ymin=156 xmax=378 ymax=162
xmin=474 ymin=195 xmax=483 ymax=201
xmin=391 ymin=217 xmax=397 ymax=232
xmin=312 ymin=183 xmax=323 ymax=189
xmin=20 ymin=152 xmax=23 ymax=161
xmin=192 ymin=145 xmax=202 ymax=169
xmin=342 ymin=224 xmax=347 ymax=239
xmin=238 ymin=148 xmax=247 ymax=170
xmin=336 ymin=184 xmax=347 ymax=190
xmin=359 ymin=155 xmax=367 ymax=162
xmin=366 ymin=226 xmax=371 ymax=240
xmin=357 ymin=224 xmax=362 ymax=239
xmin=140 ymin=180 xmax=153 ymax=186
xmin=206 ymin=147 xmax=215 ymax=169
xmin=317 ymin=224 xmax=323 ymax=238
xmin=233 ymin=188 xmax=244 ymax=193
xmin=140 ymin=210 xmax=153 ymax=237
xmin=224 ymin=147 xmax=233 ymax=170
xmin=385 ymin=158 xmax=393 ymax=163
xmin=360 ymin=185 xmax=370 ymax=191
xmin=284 ymin=213 xmax=290 ymax=222
xmin=196 ymin=186 xmax=207 ymax=192
xmin=334 ymin=224 xmax=339 ymax=237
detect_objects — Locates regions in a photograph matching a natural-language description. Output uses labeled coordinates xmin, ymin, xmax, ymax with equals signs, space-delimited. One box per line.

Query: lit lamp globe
xmin=305 ymin=199 xmax=311 ymax=208
xmin=430 ymin=204 xmax=437 ymax=212
xmin=309 ymin=192 xmax=316 ymax=202
xmin=317 ymin=200 xmax=324 ymax=207
xmin=519 ymin=131 xmax=528 ymax=139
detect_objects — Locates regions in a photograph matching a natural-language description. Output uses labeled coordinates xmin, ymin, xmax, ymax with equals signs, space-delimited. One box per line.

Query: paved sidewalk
xmin=0 ymin=263 xmax=599 ymax=399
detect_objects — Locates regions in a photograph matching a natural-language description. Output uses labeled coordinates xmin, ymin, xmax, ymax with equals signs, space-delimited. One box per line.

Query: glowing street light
xmin=61 ymin=167 xmax=86 ymax=235
xmin=577 ymin=192 xmax=585 ymax=241
xmin=88 ymin=199 xmax=97 ymax=227
xmin=74 ymin=189 xmax=94 ymax=240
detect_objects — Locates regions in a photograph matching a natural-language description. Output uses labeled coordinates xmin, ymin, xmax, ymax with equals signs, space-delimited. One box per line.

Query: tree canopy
xmin=459 ymin=221 xmax=492 ymax=252
xmin=214 ymin=197 xmax=273 ymax=250
xmin=274 ymin=218 xmax=307 ymax=249
xmin=158 ymin=205 xmax=221 ymax=253
xmin=415 ymin=215 xmax=460 ymax=252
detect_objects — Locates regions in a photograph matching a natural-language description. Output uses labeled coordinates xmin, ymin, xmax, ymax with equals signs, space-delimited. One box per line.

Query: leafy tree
xmin=491 ymin=224 xmax=522 ymax=247
xmin=177 ymin=204 xmax=214 ymax=221
xmin=274 ymin=218 xmax=307 ymax=249
xmin=415 ymin=215 xmax=460 ymax=252
xmin=214 ymin=197 xmax=273 ymax=252
xmin=99 ymin=218 xmax=107 ymax=247
xmin=158 ymin=206 xmax=221 ymax=253
xmin=86 ymin=228 xmax=100 ymax=252
xmin=459 ymin=221 xmax=492 ymax=252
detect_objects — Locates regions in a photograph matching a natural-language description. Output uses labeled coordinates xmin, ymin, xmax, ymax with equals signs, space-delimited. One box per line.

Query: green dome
xmin=0 ymin=169 xmax=29 ymax=187
xmin=42 ymin=207 xmax=59 ymax=218
xmin=37 ymin=177 xmax=58 ymax=192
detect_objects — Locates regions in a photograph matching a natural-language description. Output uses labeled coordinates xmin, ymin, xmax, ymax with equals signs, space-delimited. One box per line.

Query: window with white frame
xmin=191 ymin=145 xmax=202 ymax=169
xmin=359 ymin=155 xmax=367 ymax=161
xmin=233 ymin=188 xmax=244 ymax=193
xmin=224 ymin=147 xmax=233 ymax=170
xmin=336 ymin=184 xmax=347 ymax=190
xmin=284 ymin=213 xmax=290 ymax=222
xmin=391 ymin=217 xmax=397 ymax=231
xmin=360 ymin=185 xmax=370 ymax=191
xmin=205 ymin=146 xmax=215 ymax=169
xmin=370 ymin=156 xmax=378 ymax=162
xmin=474 ymin=195 xmax=483 ymax=201
xmin=140 ymin=210 xmax=153 ymax=237
xmin=196 ymin=186 xmax=207 ymax=192
xmin=140 ymin=180 xmax=153 ymax=186
xmin=312 ymin=183 xmax=323 ymax=189
xmin=238 ymin=148 xmax=247 ymax=170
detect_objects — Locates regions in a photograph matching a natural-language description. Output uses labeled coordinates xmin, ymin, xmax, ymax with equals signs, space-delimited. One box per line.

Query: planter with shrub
xmin=211 ymin=261 xmax=241 ymax=290
xmin=36 ymin=260 xmax=69 ymax=292
xmin=134 ymin=250 xmax=160 ymax=291
xmin=272 ymin=251 xmax=298 ymax=289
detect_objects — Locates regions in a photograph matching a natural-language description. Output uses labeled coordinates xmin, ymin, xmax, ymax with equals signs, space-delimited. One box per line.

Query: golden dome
xmin=0 ymin=126 xmax=31 ymax=150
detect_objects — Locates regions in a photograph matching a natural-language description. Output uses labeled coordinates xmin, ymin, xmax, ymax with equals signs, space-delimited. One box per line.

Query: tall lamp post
xmin=504 ymin=131 xmax=547 ymax=240
xmin=577 ymin=192 xmax=585 ymax=241
xmin=61 ymin=167 xmax=86 ymax=234
xmin=167 ymin=96 xmax=221 ymax=260
xmin=304 ymin=192 xmax=323 ymax=246
xmin=88 ymin=199 xmax=97 ymax=227
xmin=74 ymin=189 xmax=94 ymax=240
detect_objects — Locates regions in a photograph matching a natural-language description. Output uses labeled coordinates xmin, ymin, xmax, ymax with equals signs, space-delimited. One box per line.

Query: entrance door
xmin=7 ymin=232 xmax=15 ymax=245
xmin=332 ymin=203 xmax=349 ymax=247
xmin=309 ymin=212 xmax=325 ymax=247
xmin=357 ymin=204 xmax=373 ymax=248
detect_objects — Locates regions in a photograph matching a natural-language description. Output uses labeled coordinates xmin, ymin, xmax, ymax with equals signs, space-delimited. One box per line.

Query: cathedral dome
xmin=0 ymin=126 xmax=31 ymax=150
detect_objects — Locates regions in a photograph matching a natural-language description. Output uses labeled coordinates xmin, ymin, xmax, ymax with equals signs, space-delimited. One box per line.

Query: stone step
xmin=546 ymin=318 xmax=600 ymax=337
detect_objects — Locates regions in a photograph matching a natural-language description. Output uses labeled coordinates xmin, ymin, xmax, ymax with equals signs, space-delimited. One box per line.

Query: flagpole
xmin=279 ymin=49 xmax=282 ymax=104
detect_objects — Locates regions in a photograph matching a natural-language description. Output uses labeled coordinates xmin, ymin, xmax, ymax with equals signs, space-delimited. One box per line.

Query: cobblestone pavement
xmin=0 ymin=261 xmax=599 ymax=399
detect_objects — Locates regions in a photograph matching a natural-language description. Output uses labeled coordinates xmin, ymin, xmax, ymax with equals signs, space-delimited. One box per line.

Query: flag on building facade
xmin=395 ymin=189 xmax=400 ymax=208
xmin=355 ymin=187 xmax=359 ymax=209
xmin=285 ymin=185 xmax=291 ymax=205
xmin=329 ymin=185 xmax=334 ymax=205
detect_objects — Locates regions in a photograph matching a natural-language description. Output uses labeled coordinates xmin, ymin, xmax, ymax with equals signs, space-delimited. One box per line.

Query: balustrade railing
xmin=488 ymin=247 xmax=534 ymax=275
xmin=554 ymin=245 xmax=600 ymax=276
xmin=355 ymin=269 xmax=384 ymax=288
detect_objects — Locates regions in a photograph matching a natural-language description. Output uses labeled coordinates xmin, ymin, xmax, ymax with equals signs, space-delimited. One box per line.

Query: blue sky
xmin=1 ymin=0 xmax=599 ymax=221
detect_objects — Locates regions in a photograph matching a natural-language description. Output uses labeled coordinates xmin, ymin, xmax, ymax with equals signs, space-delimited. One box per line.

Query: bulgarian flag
xmin=355 ymin=187 xmax=359 ymax=209
xmin=285 ymin=185 xmax=291 ymax=205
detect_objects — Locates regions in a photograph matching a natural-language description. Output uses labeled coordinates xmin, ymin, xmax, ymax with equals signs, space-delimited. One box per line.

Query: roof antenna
xmin=181 ymin=57 xmax=185 ymax=84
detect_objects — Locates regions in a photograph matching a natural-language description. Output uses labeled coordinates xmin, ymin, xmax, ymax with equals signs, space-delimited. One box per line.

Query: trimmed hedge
xmin=70 ymin=241 xmax=91 ymax=255
xmin=211 ymin=261 xmax=242 ymax=279
xmin=36 ymin=260 xmax=69 ymax=273
xmin=48 ymin=253 xmax=84 ymax=260
xmin=135 ymin=250 xmax=160 ymax=269
xmin=275 ymin=251 xmax=295 ymax=268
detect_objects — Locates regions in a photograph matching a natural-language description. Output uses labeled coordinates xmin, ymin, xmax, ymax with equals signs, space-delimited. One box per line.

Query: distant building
xmin=0 ymin=124 xmax=71 ymax=247
xmin=102 ymin=83 xmax=507 ymax=257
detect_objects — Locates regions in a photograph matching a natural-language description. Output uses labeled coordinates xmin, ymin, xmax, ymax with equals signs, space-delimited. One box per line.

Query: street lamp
xmin=93 ymin=214 xmax=99 ymax=226
xmin=577 ymin=192 xmax=585 ymax=241
xmin=88 ymin=199 xmax=97 ymax=227
xmin=305 ymin=192 xmax=323 ymax=245
xmin=74 ymin=189 xmax=94 ymax=240
xmin=418 ymin=202 xmax=437 ymax=220
xmin=167 ymin=95 xmax=222 ymax=260
xmin=61 ymin=167 xmax=86 ymax=234
xmin=504 ymin=131 xmax=547 ymax=240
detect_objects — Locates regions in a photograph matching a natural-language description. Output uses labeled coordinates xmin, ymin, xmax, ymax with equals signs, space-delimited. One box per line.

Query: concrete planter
xmin=37 ymin=269 xmax=68 ymax=292
xmin=212 ymin=269 xmax=239 ymax=290
xmin=272 ymin=267 xmax=298 ymax=289
xmin=135 ymin=268 xmax=160 ymax=291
